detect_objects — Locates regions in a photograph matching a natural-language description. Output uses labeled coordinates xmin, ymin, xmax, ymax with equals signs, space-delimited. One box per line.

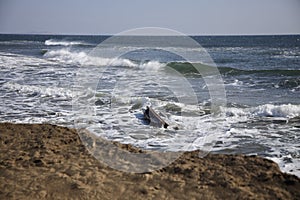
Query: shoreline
xmin=0 ymin=122 xmax=299 ymax=199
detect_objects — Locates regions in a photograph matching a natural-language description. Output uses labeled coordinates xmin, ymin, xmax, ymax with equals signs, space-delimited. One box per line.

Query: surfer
xmin=143 ymin=106 xmax=169 ymax=129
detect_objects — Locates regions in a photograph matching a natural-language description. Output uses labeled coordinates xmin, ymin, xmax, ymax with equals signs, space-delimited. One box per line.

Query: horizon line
xmin=0 ymin=32 xmax=300 ymax=37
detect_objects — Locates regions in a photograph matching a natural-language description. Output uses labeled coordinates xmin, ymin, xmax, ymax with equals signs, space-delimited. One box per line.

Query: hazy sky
xmin=0 ymin=0 xmax=299 ymax=35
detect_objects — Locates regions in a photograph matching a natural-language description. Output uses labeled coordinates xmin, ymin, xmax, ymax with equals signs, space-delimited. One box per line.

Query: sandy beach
xmin=0 ymin=123 xmax=299 ymax=199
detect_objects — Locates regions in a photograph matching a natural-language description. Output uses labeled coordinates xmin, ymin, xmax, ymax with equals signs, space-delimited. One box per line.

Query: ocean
xmin=0 ymin=34 xmax=299 ymax=176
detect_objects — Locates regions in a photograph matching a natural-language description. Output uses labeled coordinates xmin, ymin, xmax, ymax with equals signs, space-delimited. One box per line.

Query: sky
xmin=0 ymin=0 xmax=299 ymax=35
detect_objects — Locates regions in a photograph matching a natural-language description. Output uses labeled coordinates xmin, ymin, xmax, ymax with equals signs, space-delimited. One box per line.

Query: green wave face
xmin=166 ymin=62 xmax=300 ymax=77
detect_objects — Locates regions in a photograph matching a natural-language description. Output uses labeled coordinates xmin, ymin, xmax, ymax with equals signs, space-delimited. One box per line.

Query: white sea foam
xmin=268 ymin=155 xmax=300 ymax=178
xmin=223 ymin=104 xmax=300 ymax=119
xmin=252 ymin=104 xmax=300 ymax=118
xmin=230 ymin=79 xmax=244 ymax=86
xmin=216 ymin=103 xmax=300 ymax=177
xmin=138 ymin=61 xmax=165 ymax=71
xmin=0 ymin=51 xmax=52 ymax=69
xmin=45 ymin=39 xmax=91 ymax=46
xmin=272 ymin=49 xmax=300 ymax=59
xmin=3 ymin=82 xmax=74 ymax=98
xmin=44 ymin=49 xmax=134 ymax=66
xmin=44 ymin=48 xmax=165 ymax=71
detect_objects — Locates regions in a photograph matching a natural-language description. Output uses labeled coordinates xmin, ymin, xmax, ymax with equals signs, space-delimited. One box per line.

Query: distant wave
xmin=43 ymin=48 xmax=300 ymax=77
xmin=219 ymin=68 xmax=300 ymax=77
xmin=44 ymin=39 xmax=93 ymax=47
xmin=0 ymin=40 xmax=42 ymax=45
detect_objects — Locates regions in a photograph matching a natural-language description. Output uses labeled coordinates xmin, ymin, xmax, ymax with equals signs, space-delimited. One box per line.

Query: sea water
xmin=0 ymin=34 xmax=299 ymax=176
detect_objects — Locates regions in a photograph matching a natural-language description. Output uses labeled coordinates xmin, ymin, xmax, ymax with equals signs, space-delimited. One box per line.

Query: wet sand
xmin=0 ymin=123 xmax=299 ymax=199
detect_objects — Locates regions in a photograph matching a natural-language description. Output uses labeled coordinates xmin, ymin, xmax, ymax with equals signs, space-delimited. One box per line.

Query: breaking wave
xmin=45 ymin=39 xmax=93 ymax=47
xmin=43 ymin=48 xmax=165 ymax=70
xmin=43 ymin=48 xmax=300 ymax=77
xmin=223 ymin=104 xmax=300 ymax=119
xmin=44 ymin=49 xmax=135 ymax=67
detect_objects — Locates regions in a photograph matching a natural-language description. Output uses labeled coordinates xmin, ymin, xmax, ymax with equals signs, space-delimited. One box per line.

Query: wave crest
xmin=224 ymin=104 xmax=300 ymax=119
xmin=43 ymin=49 xmax=165 ymax=71
xmin=42 ymin=48 xmax=300 ymax=77
xmin=45 ymin=39 xmax=92 ymax=47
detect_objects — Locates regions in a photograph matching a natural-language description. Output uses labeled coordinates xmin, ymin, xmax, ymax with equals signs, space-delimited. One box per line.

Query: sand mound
xmin=0 ymin=123 xmax=299 ymax=199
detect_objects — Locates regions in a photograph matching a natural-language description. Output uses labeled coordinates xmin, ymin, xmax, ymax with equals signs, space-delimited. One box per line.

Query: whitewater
xmin=0 ymin=34 xmax=299 ymax=177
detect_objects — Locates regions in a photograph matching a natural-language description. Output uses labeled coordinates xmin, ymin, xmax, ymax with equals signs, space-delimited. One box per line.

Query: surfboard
xmin=143 ymin=106 xmax=169 ymax=128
